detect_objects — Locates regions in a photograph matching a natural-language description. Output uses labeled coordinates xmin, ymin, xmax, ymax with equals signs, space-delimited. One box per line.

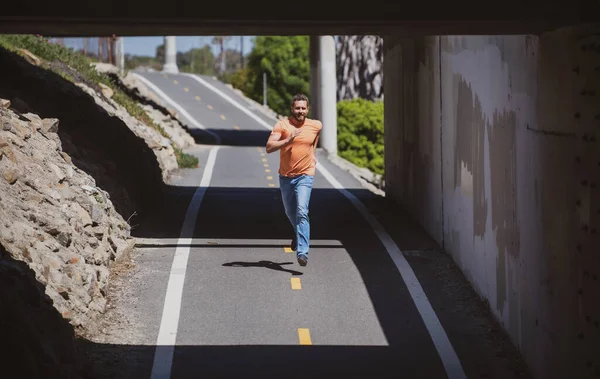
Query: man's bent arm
xmin=266 ymin=132 xmax=291 ymax=154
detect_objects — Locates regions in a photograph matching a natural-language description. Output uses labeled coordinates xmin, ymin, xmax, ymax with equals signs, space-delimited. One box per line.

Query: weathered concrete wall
xmin=383 ymin=36 xmax=444 ymax=243
xmin=383 ymin=26 xmax=600 ymax=379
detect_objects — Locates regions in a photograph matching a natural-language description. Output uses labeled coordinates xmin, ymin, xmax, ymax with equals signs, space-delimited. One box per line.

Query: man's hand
xmin=287 ymin=128 xmax=301 ymax=142
xmin=266 ymin=127 xmax=302 ymax=154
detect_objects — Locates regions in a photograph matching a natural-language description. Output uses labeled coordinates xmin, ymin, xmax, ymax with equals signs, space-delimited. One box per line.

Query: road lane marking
xmin=194 ymin=75 xmax=467 ymax=379
xmin=130 ymin=73 xmax=221 ymax=144
xmin=184 ymin=87 xmax=189 ymax=92
xmin=220 ymin=114 xmax=226 ymax=120
xmin=298 ymin=329 xmax=312 ymax=345
xmin=264 ymin=164 xmax=269 ymax=167
xmin=163 ymin=74 xmax=168 ymax=78
xmin=184 ymin=73 xmax=273 ymax=128
xmin=265 ymin=169 xmax=271 ymax=173
xmin=267 ymin=176 xmax=273 ymax=180
xmin=195 ymin=96 xmax=201 ymax=101
xmin=260 ymin=153 xmax=265 ymax=156
xmin=207 ymin=105 xmax=213 ymax=110
xmin=262 ymin=158 xmax=267 ymax=162
xmin=316 ymin=164 xmax=467 ymax=379
xmin=268 ymin=183 xmax=275 ymax=187
xmin=173 ymin=80 xmax=178 ymax=84
xmin=284 ymin=247 xmax=293 ymax=253
xmin=234 ymin=125 xmax=240 ymax=130
xmin=151 ymin=146 xmax=220 ymax=379
xmin=291 ymin=278 xmax=302 ymax=290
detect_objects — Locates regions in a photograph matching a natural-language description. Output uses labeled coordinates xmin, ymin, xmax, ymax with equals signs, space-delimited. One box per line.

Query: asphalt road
xmin=126 ymin=70 xmax=463 ymax=379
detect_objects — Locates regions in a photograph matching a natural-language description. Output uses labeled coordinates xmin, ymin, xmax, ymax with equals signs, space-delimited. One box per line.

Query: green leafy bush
xmin=337 ymin=98 xmax=384 ymax=175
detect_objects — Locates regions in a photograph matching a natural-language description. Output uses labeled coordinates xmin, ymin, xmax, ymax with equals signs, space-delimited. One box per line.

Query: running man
xmin=265 ymin=93 xmax=322 ymax=266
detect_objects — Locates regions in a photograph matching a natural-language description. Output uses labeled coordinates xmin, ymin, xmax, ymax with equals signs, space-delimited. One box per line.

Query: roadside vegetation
xmin=225 ymin=36 xmax=384 ymax=175
xmin=0 ymin=34 xmax=198 ymax=168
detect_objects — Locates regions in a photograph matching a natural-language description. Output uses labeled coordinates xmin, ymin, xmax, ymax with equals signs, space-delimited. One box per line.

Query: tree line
xmin=126 ymin=36 xmax=384 ymax=175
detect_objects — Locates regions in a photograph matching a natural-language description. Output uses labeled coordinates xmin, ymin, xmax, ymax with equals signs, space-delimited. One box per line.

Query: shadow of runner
xmin=223 ymin=260 xmax=303 ymax=276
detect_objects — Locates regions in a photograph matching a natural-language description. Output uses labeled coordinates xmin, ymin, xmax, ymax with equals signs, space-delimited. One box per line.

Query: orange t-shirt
xmin=271 ymin=117 xmax=322 ymax=177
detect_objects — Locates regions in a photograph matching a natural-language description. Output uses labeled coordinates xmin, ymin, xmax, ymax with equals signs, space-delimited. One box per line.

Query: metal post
xmin=240 ymin=36 xmax=244 ymax=68
xmin=263 ymin=72 xmax=267 ymax=107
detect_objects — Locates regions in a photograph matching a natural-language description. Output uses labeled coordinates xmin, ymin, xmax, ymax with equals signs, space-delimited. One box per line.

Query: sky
xmin=59 ymin=36 xmax=255 ymax=58
xmin=122 ymin=36 xmax=255 ymax=57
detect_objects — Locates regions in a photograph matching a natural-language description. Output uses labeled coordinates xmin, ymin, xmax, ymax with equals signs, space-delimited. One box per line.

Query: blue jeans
xmin=279 ymin=174 xmax=314 ymax=257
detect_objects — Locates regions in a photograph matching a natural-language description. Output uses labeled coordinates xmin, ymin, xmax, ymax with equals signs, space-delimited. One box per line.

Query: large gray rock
xmin=336 ymin=35 xmax=384 ymax=101
xmin=0 ymin=102 xmax=135 ymax=330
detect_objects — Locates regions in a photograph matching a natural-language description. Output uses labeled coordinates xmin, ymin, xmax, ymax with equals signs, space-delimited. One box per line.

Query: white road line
xmin=315 ymin=164 xmax=467 ymax=379
xmin=183 ymin=73 xmax=275 ymax=130
xmin=150 ymin=146 xmax=220 ymax=379
xmin=131 ymin=72 xmax=222 ymax=144
xmin=196 ymin=80 xmax=467 ymax=379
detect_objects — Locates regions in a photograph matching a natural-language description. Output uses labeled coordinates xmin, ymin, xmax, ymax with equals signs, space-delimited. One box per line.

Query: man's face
xmin=291 ymin=100 xmax=308 ymax=122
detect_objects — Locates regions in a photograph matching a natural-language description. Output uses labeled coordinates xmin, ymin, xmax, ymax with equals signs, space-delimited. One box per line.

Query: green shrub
xmin=173 ymin=147 xmax=199 ymax=168
xmin=337 ymin=98 xmax=384 ymax=175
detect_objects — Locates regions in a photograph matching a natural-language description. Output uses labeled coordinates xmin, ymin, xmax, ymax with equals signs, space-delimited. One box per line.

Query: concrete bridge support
xmin=310 ymin=36 xmax=337 ymax=156
xmin=162 ymin=36 xmax=179 ymax=74
xmin=383 ymin=25 xmax=600 ymax=379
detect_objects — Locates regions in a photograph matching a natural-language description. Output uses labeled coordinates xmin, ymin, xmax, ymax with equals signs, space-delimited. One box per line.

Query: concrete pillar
xmin=162 ymin=36 xmax=179 ymax=74
xmin=117 ymin=37 xmax=125 ymax=75
xmin=318 ymin=35 xmax=337 ymax=156
xmin=309 ymin=36 xmax=321 ymax=121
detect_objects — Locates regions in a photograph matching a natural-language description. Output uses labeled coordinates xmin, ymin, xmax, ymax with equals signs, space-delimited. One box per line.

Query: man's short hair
xmin=292 ymin=93 xmax=309 ymax=106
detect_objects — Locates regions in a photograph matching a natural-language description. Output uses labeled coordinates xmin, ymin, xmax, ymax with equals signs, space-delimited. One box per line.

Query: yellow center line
xmin=298 ymin=329 xmax=312 ymax=345
xmin=262 ymin=158 xmax=267 ymax=162
xmin=265 ymin=169 xmax=271 ymax=173
xmin=220 ymin=115 xmax=226 ymax=120
xmin=264 ymin=163 xmax=269 ymax=167
xmin=268 ymin=183 xmax=275 ymax=187
xmin=234 ymin=125 xmax=240 ymax=130
xmin=284 ymin=247 xmax=294 ymax=253
xmin=173 ymin=80 xmax=178 ymax=84
xmin=260 ymin=153 xmax=265 ymax=156
xmin=184 ymin=87 xmax=189 ymax=92
xmin=267 ymin=176 xmax=273 ymax=180
xmin=207 ymin=105 xmax=213 ymax=110
xmin=195 ymin=96 xmax=201 ymax=101
xmin=291 ymin=278 xmax=302 ymax=290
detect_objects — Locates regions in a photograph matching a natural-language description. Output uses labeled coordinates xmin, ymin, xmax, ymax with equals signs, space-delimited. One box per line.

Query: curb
xmin=322 ymin=152 xmax=385 ymax=197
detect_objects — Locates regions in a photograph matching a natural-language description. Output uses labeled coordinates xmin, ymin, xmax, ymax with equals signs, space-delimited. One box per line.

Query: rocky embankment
xmin=0 ymin=100 xmax=133 ymax=377
xmin=92 ymin=62 xmax=196 ymax=150
xmin=0 ymin=47 xmax=197 ymax=377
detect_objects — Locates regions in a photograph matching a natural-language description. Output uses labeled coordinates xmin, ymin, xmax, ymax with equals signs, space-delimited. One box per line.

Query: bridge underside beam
xmin=0 ymin=0 xmax=596 ymax=36
xmin=0 ymin=19 xmax=586 ymax=37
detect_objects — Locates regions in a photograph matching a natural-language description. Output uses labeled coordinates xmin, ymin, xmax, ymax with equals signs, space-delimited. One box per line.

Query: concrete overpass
xmin=0 ymin=0 xmax=597 ymax=36
xmin=1 ymin=4 xmax=599 ymax=379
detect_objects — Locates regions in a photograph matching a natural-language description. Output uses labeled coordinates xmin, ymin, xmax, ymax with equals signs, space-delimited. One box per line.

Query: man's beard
xmin=293 ymin=114 xmax=305 ymax=121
